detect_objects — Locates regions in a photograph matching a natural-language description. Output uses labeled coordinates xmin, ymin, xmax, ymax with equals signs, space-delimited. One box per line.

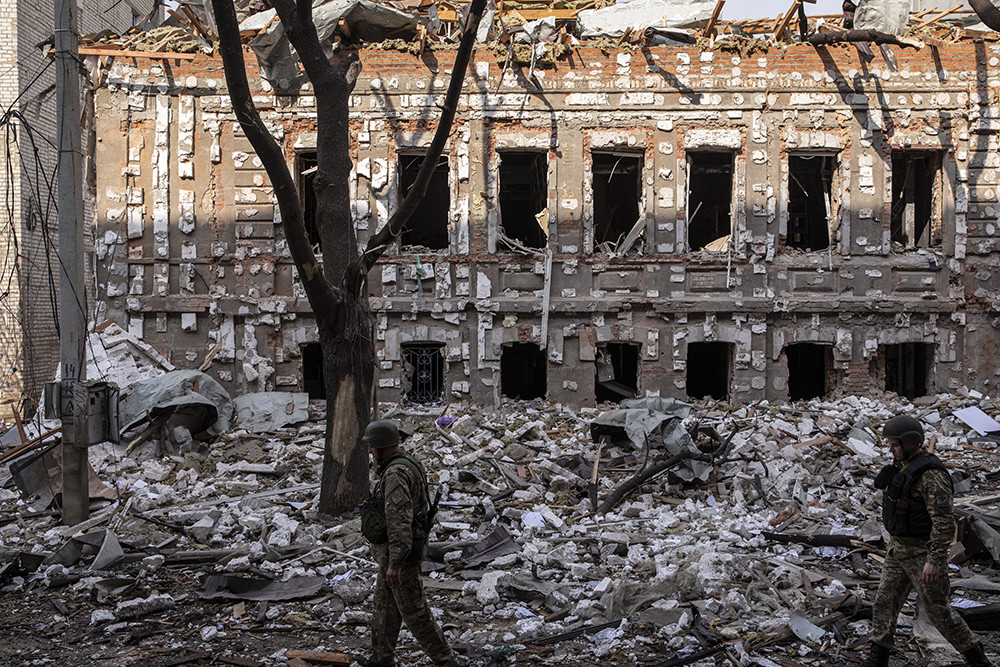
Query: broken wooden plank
xmin=78 ymin=46 xmax=202 ymax=60
xmin=217 ymin=655 xmax=264 ymax=667
xmin=704 ymin=0 xmax=726 ymax=39
xmin=0 ymin=427 xmax=61 ymax=464
xmin=774 ymin=0 xmax=802 ymax=41
xmin=283 ymin=649 xmax=351 ymax=665
xmin=793 ymin=435 xmax=833 ymax=449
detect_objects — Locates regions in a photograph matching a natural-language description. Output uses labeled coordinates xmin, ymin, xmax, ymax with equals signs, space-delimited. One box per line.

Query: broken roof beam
xmin=806 ymin=28 xmax=924 ymax=49
xmin=79 ymin=46 xmax=202 ymax=59
xmin=910 ymin=4 xmax=963 ymax=28
xmin=703 ymin=0 xmax=725 ymax=39
xmin=771 ymin=1 xmax=801 ymax=41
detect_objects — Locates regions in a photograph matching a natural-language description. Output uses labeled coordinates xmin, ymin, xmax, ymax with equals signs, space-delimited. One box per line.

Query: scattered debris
xmin=198 ymin=574 xmax=326 ymax=601
xmin=4 ymin=386 xmax=1000 ymax=665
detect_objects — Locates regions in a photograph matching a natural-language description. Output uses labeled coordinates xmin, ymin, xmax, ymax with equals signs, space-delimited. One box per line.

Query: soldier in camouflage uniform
xmin=358 ymin=421 xmax=461 ymax=667
xmin=855 ymin=415 xmax=992 ymax=667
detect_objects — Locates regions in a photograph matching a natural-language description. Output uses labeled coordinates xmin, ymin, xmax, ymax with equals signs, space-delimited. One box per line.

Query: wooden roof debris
xmin=78 ymin=0 xmax=1000 ymax=62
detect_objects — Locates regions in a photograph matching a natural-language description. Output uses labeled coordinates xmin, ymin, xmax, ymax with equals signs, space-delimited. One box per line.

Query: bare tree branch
xmin=806 ymin=29 xmax=923 ymax=50
xmin=970 ymin=0 xmax=1000 ymax=32
xmin=271 ymin=0 xmax=337 ymax=90
xmin=350 ymin=0 xmax=488 ymax=296
xmin=272 ymin=0 xmax=360 ymax=290
xmin=211 ymin=0 xmax=337 ymax=311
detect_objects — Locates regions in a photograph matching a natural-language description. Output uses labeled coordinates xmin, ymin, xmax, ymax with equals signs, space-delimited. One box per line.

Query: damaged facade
xmin=90 ymin=40 xmax=1000 ymax=408
xmin=0 ymin=0 xmax=157 ymax=410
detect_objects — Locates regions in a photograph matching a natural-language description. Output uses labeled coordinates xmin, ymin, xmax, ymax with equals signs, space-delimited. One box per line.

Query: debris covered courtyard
xmin=4 ymin=348 xmax=1000 ymax=666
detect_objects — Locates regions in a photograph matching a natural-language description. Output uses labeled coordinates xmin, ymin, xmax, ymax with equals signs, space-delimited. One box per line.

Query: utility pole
xmin=55 ymin=0 xmax=89 ymax=525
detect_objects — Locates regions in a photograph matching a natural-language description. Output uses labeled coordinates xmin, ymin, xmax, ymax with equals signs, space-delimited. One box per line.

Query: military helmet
xmin=882 ymin=415 xmax=924 ymax=447
xmin=362 ymin=420 xmax=400 ymax=449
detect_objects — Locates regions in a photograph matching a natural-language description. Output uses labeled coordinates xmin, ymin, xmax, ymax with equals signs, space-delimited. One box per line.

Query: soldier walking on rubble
xmin=853 ymin=415 xmax=992 ymax=667
xmin=358 ymin=420 xmax=463 ymax=667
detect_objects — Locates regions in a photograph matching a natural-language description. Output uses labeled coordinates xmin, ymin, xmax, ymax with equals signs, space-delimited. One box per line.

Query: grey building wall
xmin=91 ymin=42 xmax=1000 ymax=408
xmin=0 ymin=0 xmax=154 ymax=413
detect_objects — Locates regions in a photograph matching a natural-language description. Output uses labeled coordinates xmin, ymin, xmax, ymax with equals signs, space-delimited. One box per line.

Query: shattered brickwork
xmin=0 ymin=0 xmax=155 ymax=411
xmin=92 ymin=43 xmax=1000 ymax=407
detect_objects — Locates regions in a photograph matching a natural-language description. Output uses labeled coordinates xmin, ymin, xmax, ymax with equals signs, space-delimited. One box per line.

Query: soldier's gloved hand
xmin=922 ymin=562 xmax=940 ymax=584
xmin=387 ymin=565 xmax=402 ymax=587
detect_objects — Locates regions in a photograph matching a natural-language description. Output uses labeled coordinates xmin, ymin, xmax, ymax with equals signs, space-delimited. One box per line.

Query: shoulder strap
xmin=382 ymin=453 xmax=431 ymax=515
xmin=901 ymin=454 xmax=952 ymax=496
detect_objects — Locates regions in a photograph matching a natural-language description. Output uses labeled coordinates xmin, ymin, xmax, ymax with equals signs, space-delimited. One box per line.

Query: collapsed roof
xmin=80 ymin=0 xmax=1000 ymax=87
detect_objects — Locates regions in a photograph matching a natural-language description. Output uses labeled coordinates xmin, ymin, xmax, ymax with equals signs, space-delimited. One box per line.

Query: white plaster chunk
xmin=476 ymin=272 xmax=492 ymax=299
xmin=179 ymin=190 xmax=196 ymax=234
xmin=620 ymin=92 xmax=654 ymax=105
xmin=181 ymin=313 xmax=197 ymax=332
xmin=566 ymin=93 xmax=609 ymax=105
xmin=685 ymin=129 xmax=741 ymax=149
xmin=657 ymin=187 xmax=674 ymax=208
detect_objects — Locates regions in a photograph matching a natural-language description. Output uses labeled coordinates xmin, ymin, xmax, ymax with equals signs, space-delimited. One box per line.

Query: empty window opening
xmin=302 ymin=343 xmax=325 ymax=400
xmin=400 ymin=153 xmax=450 ymax=250
xmin=688 ymin=152 xmax=734 ymax=252
xmin=686 ymin=342 xmax=732 ymax=400
xmin=403 ymin=343 xmax=445 ymax=404
xmin=787 ymin=155 xmax=834 ymax=251
xmin=595 ymin=343 xmax=639 ymax=403
xmin=592 ymin=152 xmax=642 ymax=251
xmin=891 ymin=151 xmax=941 ymax=249
xmin=298 ymin=152 xmax=322 ymax=250
xmin=786 ymin=343 xmax=832 ymax=400
xmin=499 ymin=152 xmax=547 ymax=249
xmin=501 ymin=343 xmax=547 ymax=400
xmin=885 ymin=342 xmax=932 ymax=399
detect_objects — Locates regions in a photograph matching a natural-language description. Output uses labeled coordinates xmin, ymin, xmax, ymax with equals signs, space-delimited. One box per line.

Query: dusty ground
xmin=4 ymin=393 xmax=1000 ymax=667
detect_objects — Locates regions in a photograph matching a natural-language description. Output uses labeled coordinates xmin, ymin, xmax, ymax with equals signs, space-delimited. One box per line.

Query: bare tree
xmin=211 ymin=0 xmax=487 ymax=514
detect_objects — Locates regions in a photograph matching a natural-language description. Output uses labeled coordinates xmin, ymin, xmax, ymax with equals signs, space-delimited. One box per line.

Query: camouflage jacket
xmin=375 ymin=451 xmax=430 ymax=568
xmin=890 ymin=448 xmax=956 ymax=568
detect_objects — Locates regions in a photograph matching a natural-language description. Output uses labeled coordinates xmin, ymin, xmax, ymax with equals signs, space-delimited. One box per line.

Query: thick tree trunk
xmin=317 ymin=295 xmax=374 ymax=513
xmin=214 ymin=0 xmax=486 ymax=517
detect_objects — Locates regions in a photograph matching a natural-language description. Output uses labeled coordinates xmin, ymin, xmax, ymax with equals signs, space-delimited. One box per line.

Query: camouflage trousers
xmin=370 ymin=548 xmax=454 ymax=666
xmin=870 ymin=539 xmax=976 ymax=651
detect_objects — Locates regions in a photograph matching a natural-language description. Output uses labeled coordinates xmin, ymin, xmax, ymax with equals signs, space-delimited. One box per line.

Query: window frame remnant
xmin=785 ymin=342 xmax=833 ymax=400
xmin=399 ymin=152 xmax=451 ymax=251
xmin=884 ymin=342 xmax=932 ymax=400
xmin=591 ymin=151 xmax=643 ymax=253
xmin=685 ymin=341 xmax=733 ymax=400
xmin=500 ymin=342 xmax=547 ymax=400
xmin=686 ymin=151 xmax=735 ymax=252
xmin=498 ymin=151 xmax=548 ymax=250
xmin=301 ymin=342 xmax=325 ymax=399
xmin=890 ymin=150 xmax=943 ymax=250
xmin=786 ymin=154 xmax=835 ymax=252
xmin=402 ymin=342 xmax=445 ymax=405
xmin=595 ymin=342 xmax=639 ymax=403
xmin=297 ymin=151 xmax=322 ymax=251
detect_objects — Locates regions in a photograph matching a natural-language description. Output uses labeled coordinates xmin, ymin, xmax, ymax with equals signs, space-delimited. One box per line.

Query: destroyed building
xmin=84 ymin=8 xmax=1000 ymax=410
xmin=0 ymin=0 xmax=159 ymax=413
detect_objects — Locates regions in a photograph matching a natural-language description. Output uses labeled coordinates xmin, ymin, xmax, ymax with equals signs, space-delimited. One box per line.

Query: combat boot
xmin=358 ymin=659 xmax=395 ymax=667
xmin=963 ymin=643 xmax=994 ymax=667
xmin=856 ymin=643 xmax=890 ymax=667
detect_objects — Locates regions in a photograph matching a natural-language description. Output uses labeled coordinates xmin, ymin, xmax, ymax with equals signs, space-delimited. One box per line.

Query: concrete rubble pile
xmin=3 ymin=389 xmax=1000 ymax=665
